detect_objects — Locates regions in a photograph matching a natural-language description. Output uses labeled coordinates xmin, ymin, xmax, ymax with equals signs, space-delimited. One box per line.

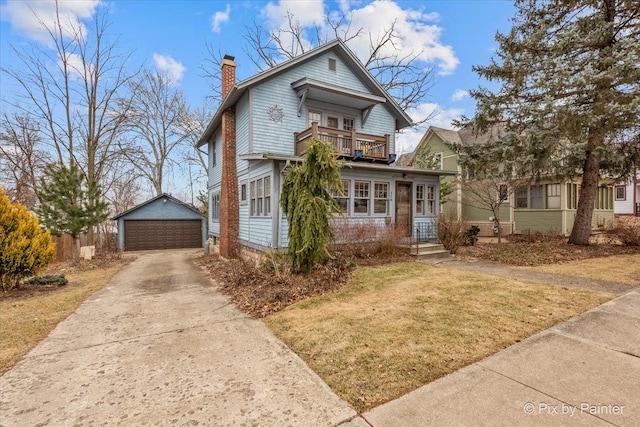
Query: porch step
xmin=398 ymin=243 xmax=453 ymax=261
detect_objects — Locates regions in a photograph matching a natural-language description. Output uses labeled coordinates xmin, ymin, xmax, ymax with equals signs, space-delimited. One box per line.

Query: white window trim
xmin=249 ymin=175 xmax=272 ymax=218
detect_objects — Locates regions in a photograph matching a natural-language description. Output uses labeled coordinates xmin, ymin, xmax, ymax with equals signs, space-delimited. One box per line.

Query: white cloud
xmin=0 ymin=0 xmax=100 ymax=44
xmin=153 ymin=54 xmax=186 ymax=83
xmin=396 ymin=103 xmax=464 ymax=153
xmin=260 ymin=0 xmax=458 ymax=75
xmin=264 ymin=0 xmax=325 ymax=28
xmin=211 ymin=4 xmax=231 ymax=33
xmin=451 ymin=89 xmax=469 ymax=101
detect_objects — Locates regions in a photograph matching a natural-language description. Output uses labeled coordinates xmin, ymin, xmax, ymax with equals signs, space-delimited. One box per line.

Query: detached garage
xmin=112 ymin=193 xmax=207 ymax=251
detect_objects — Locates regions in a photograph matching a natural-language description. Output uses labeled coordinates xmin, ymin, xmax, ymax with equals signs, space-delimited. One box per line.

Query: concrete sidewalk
xmin=364 ymin=287 xmax=640 ymax=426
xmin=0 ymin=250 xmax=363 ymax=426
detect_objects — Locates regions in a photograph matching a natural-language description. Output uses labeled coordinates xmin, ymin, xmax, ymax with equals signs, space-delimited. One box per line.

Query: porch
xmin=294 ymin=122 xmax=394 ymax=163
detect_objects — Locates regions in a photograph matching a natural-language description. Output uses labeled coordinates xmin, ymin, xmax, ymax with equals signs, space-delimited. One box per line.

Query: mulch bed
xmin=457 ymin=239 xmax=640 ymax=266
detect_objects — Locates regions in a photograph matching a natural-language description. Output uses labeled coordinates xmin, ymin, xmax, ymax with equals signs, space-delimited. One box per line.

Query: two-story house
xmin=399 ymin=125 xmax=615 ymax=236
xmin=197 ymin=40 xmax=452 ymax=256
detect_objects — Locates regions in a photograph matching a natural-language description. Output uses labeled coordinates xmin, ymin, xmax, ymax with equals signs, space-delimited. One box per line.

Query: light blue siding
xmin=236 ymin=93 xmax=251 ymax=175
xmin=208 ymin=129 xmax=222 ymax=188
xmin=208 ymin=184 xmax=220 ymax=237
xmin=250 ymin=53 xmax=398 ymax=156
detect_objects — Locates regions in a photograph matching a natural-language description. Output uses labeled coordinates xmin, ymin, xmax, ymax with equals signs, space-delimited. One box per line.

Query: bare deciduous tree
xmin=460 ymin=177 xmax=528 ymax=244
xmin=202 ymin=10 xmax=434 ymax=119
xmin=0 ymin=113 xmax=50 ymax=208
xmin=2 ymin=2 xmax=136 ymax=242
xmin=119 ymin=70 xmax=191 ymax=196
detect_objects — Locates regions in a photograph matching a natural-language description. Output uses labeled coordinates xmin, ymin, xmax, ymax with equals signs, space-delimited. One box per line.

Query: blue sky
xmin=0 ymin=0 xmax=515 ymax=197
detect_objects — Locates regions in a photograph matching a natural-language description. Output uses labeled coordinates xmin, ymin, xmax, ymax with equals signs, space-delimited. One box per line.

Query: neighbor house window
xmin=567 ymin=183 xmax=579 ymax=209
xmin=374 ymin=182 xmax=389 ymax=214
xmin=595 ymin=186 xmax=613 ymax=210
xmin=530 ymin=185 xmax=543 ymax=209
xmin=427 ymin=185 xmax=436 ymax=214
xmin=264 ymin=176 xmax=271 ymax=216
xmin=615 ymin=185 xmax=626 ymax=201
xmin=332 ymin=179 xmax=350 ymax=214
xmin=434 ymin=153 xmax=443 ymax=170
xmin=354 ymin=181 xmax=370 ymax=214
xmin=416 ymin=185 xmax=425 ymax=215
xmin=515 ymin=188 xmax=528 ymax=208
xmin=211 ymin=193 xmax=220 ymax=221
xmin=328 ymin=58 xmax=336 ymax=71
xmin=498 ymin=184 xmax=508 ymax=202
xmin=546 ymin=183 xmax=561 ymax=209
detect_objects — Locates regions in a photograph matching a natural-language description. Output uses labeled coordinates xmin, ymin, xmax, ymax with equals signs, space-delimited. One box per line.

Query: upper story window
xmin=308 ymin=110 xmax=322 ymax=126
xmin=434 ymin=153 xmax=443 ymax=169
xmin=328 ymin=58 xmax=336 ymax=71
xmin=343 ymin=117 xmax=355 ymax=131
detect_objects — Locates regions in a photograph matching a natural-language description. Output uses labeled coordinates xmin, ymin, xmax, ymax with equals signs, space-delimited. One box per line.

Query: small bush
xmin=1 ymin=190 xmax=56 ymax=292
xmin=607 ymin=217 xmax=640 ymax=246
xmin=329 ymin=219 xmax=406 ymax=259
xmin=463 ymin=225 xmax=480 ymax=246
xmin=437 ymin=211 xmax=468 ymax=254
xmin=26 ymin=275 xmax=68 ymax=287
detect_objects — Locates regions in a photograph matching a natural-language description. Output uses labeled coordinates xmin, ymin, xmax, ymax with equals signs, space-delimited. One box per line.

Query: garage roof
xmin=111 ymin=193 xmax=205 ymax=220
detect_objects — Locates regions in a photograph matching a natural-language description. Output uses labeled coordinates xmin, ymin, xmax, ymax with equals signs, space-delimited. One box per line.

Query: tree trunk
xmin=569 ymin=150 xmax=600 ymax=245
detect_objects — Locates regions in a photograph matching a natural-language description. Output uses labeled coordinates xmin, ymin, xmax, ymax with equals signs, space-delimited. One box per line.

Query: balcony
xmin=294 ymin=122 xmax=394 ymax=163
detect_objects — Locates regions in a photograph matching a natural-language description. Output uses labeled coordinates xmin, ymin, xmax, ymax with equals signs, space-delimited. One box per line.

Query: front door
xmin=396 ymin=182 xmax=412 ymax=238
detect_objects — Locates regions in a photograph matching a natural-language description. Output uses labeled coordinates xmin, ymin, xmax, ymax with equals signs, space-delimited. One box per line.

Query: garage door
xmin=124 ymin=220 xmax=202 ymax=251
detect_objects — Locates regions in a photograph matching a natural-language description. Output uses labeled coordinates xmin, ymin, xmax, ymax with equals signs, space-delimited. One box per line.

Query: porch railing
xmin=294 ymin=122 xmax=391 ymax=161
xmin=412 ymin=222 xmax=437 ymax=249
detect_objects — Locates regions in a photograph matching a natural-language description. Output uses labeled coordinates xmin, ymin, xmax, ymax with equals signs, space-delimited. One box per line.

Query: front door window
xmin=396 ymin=182 xmax=412 ymax=237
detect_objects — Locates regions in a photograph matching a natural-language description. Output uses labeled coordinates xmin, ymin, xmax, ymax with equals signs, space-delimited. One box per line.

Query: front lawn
xmin=263 ymin=262 xmax=611 ymax=412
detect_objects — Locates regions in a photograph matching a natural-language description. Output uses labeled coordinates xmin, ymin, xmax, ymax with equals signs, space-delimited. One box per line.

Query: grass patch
xmin=0 ymin=261 xmax=127 ymax=374
xmin=519 ymin=254 xmax=640 ymax=285
xmin=263 ymin=262 xmax=611 ymax=412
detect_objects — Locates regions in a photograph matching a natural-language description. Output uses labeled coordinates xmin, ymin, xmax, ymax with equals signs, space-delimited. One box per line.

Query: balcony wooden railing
xmin=294 ymin=122 xmax=392 ymax=162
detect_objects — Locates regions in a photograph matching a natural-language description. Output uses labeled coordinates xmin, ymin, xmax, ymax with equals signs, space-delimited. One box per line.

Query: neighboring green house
xmin=398 ymin=125 xmax=615 ymax=236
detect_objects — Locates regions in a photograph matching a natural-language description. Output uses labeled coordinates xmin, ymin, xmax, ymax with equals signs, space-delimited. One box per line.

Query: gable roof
xmin=197 ymin=39 xmax=413 ymax=147
xmin=400 ymin=124 xmax=508 ymax=167
xmin=111 ymin=193 xmax=205 ymax=220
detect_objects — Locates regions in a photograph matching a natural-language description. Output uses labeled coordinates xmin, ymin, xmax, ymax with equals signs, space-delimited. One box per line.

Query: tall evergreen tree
xmin=36 ymin=163 xmax=109 ymax=259
xmin=456 ymin=0 xmax=640 ymax=245
xmin=281 ymin=139 xmax=343 ymax=273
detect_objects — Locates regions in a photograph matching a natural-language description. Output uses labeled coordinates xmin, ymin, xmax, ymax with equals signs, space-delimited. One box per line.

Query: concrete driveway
xmin=0 ymin=250 xmax=362 ymax=426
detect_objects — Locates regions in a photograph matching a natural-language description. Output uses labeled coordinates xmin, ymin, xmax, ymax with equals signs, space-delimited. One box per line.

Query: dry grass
xmin=263 ymin=262 xmax=612 ymax=412
xmin=0 ymin=262 xmax=127 ymax=374
xmin=519 ymin=254 xmax=640 ymax=285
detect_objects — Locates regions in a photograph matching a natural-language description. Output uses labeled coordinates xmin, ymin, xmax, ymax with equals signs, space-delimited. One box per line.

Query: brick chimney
xmin=219 ymin=54 xmax=239 ymax=258
xmin=221 ymin=54 xmax=236 ymax=99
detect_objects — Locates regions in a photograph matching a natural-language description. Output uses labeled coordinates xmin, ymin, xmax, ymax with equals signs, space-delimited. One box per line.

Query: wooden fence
xmin=51 ymin=234 xmax=75 ymax=262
